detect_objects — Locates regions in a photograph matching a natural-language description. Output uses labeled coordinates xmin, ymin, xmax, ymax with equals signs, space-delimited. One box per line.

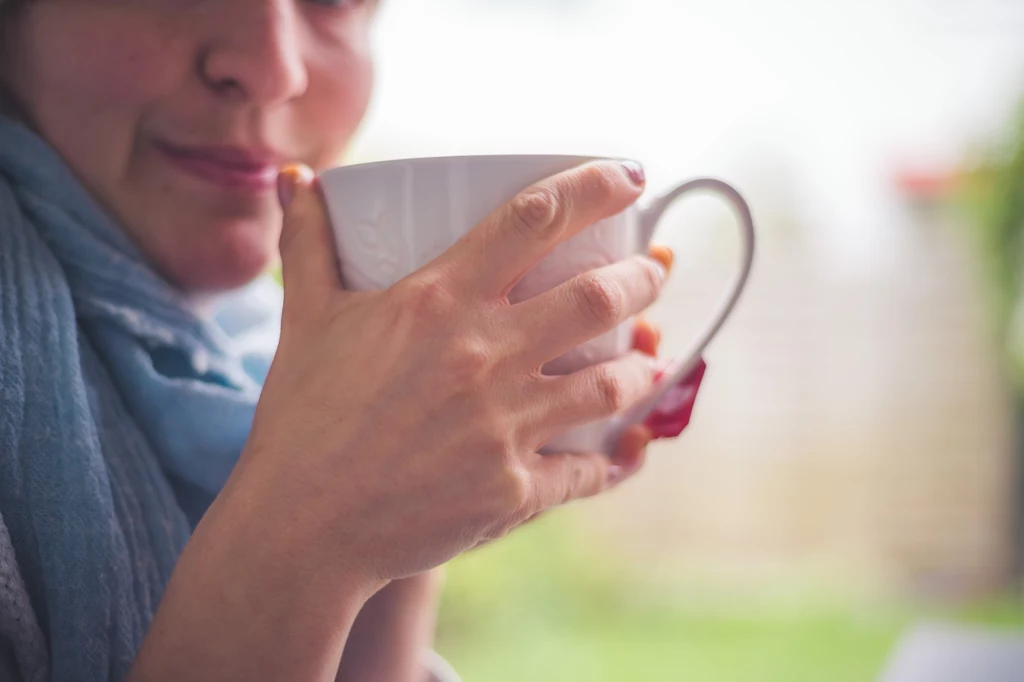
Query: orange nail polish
xmin=277 ymin=164 xmax=316 ymax=209
xmin=649 ymin=245 xmax=674 ymax=273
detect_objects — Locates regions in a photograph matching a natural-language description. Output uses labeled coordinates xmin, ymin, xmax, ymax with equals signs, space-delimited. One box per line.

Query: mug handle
xmin=603 ymin=178 xmax=756 ymax=452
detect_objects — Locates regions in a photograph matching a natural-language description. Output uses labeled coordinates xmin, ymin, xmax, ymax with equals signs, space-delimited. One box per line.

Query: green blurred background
xmin=436 ymin=513 xmax=1024 ymax=682
xmin=339 ymin=0 xmax=1024 ymax=679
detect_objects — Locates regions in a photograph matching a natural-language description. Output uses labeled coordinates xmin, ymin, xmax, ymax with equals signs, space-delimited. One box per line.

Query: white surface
xmin=879 ymin=623 xmax=1024 ymax=682
xmin=356 ymin=0 xmax=1024 ymax=277
xmin=424 ymin=649 xmax=463 ymax=682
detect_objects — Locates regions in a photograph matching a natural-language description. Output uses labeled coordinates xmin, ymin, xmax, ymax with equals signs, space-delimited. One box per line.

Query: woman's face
xmin=1 ymin=0 xmax=375 ymax=291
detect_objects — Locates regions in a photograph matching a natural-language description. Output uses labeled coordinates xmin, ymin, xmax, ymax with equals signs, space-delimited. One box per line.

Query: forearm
xmin=127 ymin=471 xmax=381 ymax=682
xmin=335 ymin=570 xmax=444 ymax=682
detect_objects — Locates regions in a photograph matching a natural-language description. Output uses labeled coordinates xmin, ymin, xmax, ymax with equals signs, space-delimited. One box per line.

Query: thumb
xmin=277 ymin=163 xmax=344 ymax=315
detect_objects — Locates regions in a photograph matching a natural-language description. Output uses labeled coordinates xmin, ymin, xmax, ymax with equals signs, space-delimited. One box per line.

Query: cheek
xmin=305 ymin=41 xmax=375 ymax=168
xmin=18 ymin=8 xmax=178 ymax=118
xmin=11 ymin=7 xmax=185 ymax=200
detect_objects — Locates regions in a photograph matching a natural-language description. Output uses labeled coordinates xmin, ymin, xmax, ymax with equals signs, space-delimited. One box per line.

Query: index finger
xmin=437 ymin=160 xmax=646 ymax=300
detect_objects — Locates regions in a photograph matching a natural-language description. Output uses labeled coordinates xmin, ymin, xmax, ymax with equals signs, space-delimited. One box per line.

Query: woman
xmin=0 ymin=1 xmax=679 ymax=681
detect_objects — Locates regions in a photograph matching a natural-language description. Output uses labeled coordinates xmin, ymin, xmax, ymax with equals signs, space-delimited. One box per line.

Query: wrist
xmin=226 ymin=444 xmax=387 ymax=597
xmin=130 ymin=471 xmax=382 ymax=682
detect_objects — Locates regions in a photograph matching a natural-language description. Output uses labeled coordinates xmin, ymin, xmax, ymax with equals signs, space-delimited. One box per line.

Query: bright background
xmin=346 ymin=1 xmax=1024 ymax=680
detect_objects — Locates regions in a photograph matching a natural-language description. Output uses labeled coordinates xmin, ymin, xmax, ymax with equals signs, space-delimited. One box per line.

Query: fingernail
xmin=648 ymin=356 xmax=663 ymax=375
xmin=649 ymin=245 xmax=674 ymax=274
xmin=646 ymin=256 xmax=668 ymax=282
xmin=277 ymin=163 xmax=314 ymax=209
xmin=606 ymin=464 xmax=625 ymax=486
xmin=621 ymin=161 xmax=646 ymax=186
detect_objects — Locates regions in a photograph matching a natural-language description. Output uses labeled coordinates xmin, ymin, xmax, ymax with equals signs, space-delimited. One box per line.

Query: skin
xmin=1 ymin=0 xmax=375 ymax=292
xmin=1 ymin=1 xmax=673 ymax=679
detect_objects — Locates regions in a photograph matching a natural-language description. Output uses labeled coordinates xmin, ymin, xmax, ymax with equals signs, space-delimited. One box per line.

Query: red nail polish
xmin=621 ymin=161 xmax=646 ymax=186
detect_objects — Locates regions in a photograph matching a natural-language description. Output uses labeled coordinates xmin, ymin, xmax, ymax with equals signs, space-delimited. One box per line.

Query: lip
xmin=155 ymin=140 xmax=281 ymax=193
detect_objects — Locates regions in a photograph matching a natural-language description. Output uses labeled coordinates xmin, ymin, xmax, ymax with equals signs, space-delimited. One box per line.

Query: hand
xmin=335 ymin=569 xmax=445 ymax=682
xmin=130 ymin=162 xmax=669 ymax=682
xmin=238 ymin=160 xmax=668 ymax=586
xmin=465 ymin=309 xmax=669 ymax=551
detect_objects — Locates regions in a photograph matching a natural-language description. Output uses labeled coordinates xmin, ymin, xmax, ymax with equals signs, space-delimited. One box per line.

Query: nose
xmin=198 ymin=0 xmax=308 ymax=106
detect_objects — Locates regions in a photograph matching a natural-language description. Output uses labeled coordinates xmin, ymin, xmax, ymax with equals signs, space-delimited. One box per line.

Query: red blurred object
xmin=892 ymin=167 xmax=964 ymax=200
xmin=644 ymin=358 xmax=707 ymax=439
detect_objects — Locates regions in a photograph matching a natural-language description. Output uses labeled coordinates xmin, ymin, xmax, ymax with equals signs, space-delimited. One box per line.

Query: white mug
xmin=319 ymin=155 xmax=755 ymax=455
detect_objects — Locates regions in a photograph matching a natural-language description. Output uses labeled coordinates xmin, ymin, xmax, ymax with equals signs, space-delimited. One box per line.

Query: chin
xmin=160 ymin=217 xmax=280 ymax=294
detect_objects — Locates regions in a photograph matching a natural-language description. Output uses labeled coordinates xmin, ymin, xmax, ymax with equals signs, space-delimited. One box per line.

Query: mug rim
xmin=320 ymin=153 xmax=631 ymax=177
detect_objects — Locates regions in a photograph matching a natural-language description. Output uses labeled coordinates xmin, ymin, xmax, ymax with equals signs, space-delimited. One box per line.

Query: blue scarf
xmin=0 ymin=118 xmax=282 ymax=680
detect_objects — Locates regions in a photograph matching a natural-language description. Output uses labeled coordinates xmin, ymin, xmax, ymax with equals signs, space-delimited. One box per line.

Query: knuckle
xmin=581 ymin=164 xmax=620 ymax=206
xmin=639 ymin=257 xmax=665 ymax=296
xmin=509 ymin=188 xmax=562 ymax=240
xmin=396 ymin=273 xmax=456 ymax=324
xmin=563 ymin=462 xmax=587 ymax=503
xmin=575 ymin=273 xmax=623 ymax=328
xmin=477 ymin=430 xmax=515 ymax=463
xmin=444 ymin=335 xmax=494 ymax=385
xmin=592 ymin=365 xmax=628 ymax=414
xmin=638 ymin=253 xmax=663 ymax=288
xmin=495 ymin=465 xmax=531 ymax=513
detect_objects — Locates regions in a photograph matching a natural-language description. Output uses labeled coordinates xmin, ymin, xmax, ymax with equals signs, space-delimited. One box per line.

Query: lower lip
xmin=156 ymin=144 xmax=278 ymax=193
